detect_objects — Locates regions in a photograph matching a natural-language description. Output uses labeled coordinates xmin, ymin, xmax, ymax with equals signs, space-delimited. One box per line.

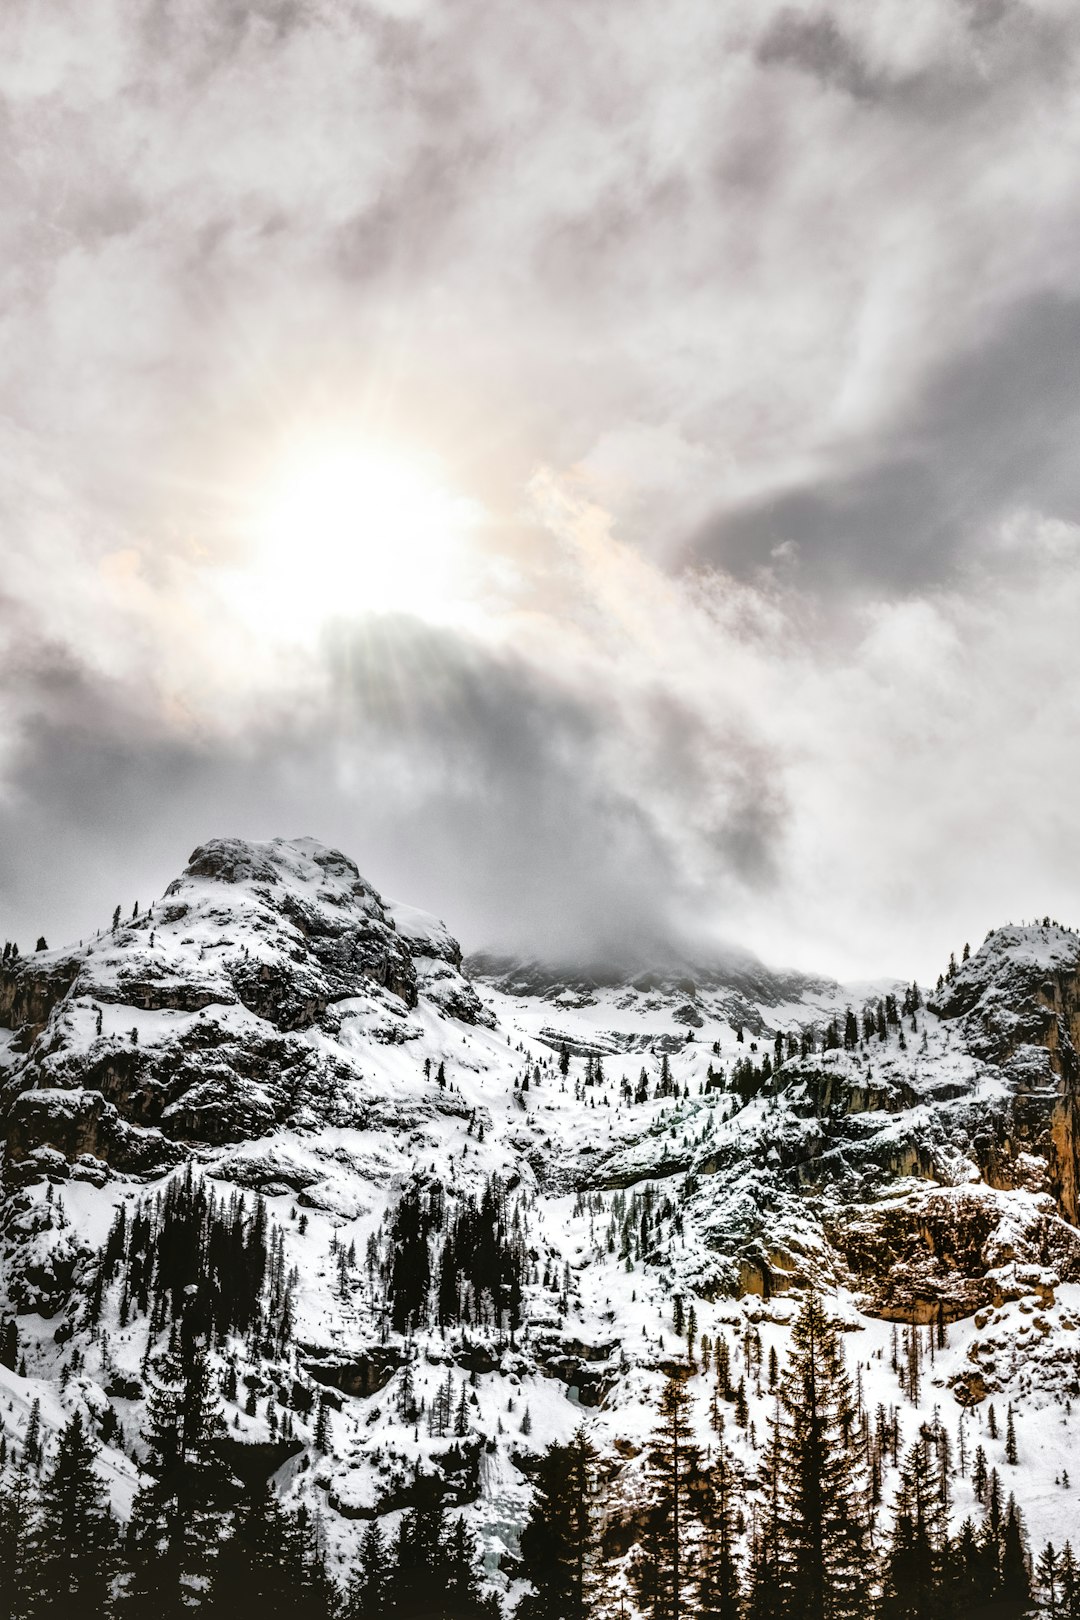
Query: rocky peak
xmin=932 ymin=923 xmax=1080 ymax=1033
xmin=176 ymin=836 xmax=385 ymax=912
xmin=0 ymin=836 xmax=491 ymax=1183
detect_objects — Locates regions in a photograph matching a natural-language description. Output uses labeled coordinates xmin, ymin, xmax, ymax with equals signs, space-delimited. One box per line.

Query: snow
xmin=3 ymin=838 xmax=1080 ymax=1593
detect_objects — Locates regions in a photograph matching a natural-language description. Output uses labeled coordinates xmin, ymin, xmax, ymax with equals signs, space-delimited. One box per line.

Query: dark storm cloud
xmin=0 ymin=617 xmax=784 ymax=964
xmin=692 ymin=293 xmax=1080 ymax=592
xmin=757 ymin=3 xmax=1075 ymax=113
xmin=757 ymin=9 xmax=892 ymax=103
xmin=5 ymin=0 xmax=1080 ymax=977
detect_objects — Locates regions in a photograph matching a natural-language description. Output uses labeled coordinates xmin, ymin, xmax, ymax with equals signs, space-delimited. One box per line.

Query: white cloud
xmin=3 ymin=1 xmax=1080 ymax=978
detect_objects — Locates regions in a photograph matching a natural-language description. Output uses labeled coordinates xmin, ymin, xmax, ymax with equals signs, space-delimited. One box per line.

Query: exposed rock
xmin=0 ymin=838 xmax=487 ymax=1178
xmin=302 ymin=1349 xmax=406 ymax=1398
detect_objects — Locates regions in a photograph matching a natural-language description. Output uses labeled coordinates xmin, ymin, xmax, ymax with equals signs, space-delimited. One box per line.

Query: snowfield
xmin=2 ymin=837 xmax=1080 ymax=1602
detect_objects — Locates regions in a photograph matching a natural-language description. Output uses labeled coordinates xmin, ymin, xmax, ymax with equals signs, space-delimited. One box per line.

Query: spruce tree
xmin=697 ymin=1442 xmax=742 ymax=1619
xmin=32 ymin=1411 xmax=118 ymax=1619
xmin=346 ymin=1522 xmax=391 ymax=1620
xmin=279 ymin=1504 xmax=336 ymax=1620
xmin=878 ymin=1427 xmax=949 ymax=1620
xmin=1060 ymin=1543 xmax=1080 ymax=1620
xmin=997 ymin=1499 xmax=1030 ymax=1617
xmin=0 ymin=1464 xmax=37 ymax=1620
xmin=391 ymin=1490 xmax=450 ymax=1620
xmin=948 ymin=1517 xmax=994 ymax=1616
xmin=746 ymin=1398 xmax=784 ymax=1620
xmin=444 ymin=1515 xmax=498 ymax=1620
xmin=124 ymin=1342 xmax=229 ymax=1616
xmin=516 ymin=1428 xmax=599 ymax=1620
xmin=631 ymin=1375 xmax=701 ymax=1620
xmin=1039 ymin=1543 xmax=1063 ymax=1620
xmin=761 ymin=1291 xmax=870 ymax=1620
xmin=207 ymin=1482 xmax=294 ymax=1620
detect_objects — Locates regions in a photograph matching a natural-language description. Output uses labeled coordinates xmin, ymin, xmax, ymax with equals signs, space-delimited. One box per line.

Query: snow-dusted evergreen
xmin=1 ymin=836 xmax=1079 ymax=1616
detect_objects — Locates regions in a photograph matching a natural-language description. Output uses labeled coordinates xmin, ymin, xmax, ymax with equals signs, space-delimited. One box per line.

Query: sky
xmin=2 ymin=0 xmax=1080 ymax=982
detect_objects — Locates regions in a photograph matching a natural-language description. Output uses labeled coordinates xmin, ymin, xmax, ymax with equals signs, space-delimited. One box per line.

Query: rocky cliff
xmin=3 ymin=842 xmax=1080 ymax=1589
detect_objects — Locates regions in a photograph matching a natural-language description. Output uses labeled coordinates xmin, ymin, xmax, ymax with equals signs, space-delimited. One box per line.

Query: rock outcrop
xmin=0 ymin=837 xmax=489 ymax=1180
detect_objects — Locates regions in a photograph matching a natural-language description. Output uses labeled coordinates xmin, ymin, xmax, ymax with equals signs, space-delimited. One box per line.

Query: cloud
xmin=691 ymin=293 xmax=1080 ymax=591
xmin=3 ymin=2 xmax=1080 ymax=978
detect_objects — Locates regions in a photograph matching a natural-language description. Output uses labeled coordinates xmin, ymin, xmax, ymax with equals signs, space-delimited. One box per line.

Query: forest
xmin=0 ymin=1260 xmax=1070 ymax=1620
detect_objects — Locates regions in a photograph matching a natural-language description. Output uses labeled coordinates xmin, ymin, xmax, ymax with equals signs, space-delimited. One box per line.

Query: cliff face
xmin=929 ymin=925 xmax=1080 ymax=1221
xmin=0 ymin=837 xmax=491 ymax=1176
xmin=7 ymin=844 xmax=1080 ymax=1584
xmin=5 ymin=858 xmax=1080 ymax=1326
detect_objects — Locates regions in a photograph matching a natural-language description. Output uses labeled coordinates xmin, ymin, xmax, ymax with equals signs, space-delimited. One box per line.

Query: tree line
xmin=0 ymin=1325 xmax=494 ymax=1620
xmin=0 ymin=1287 xmax=1069 ymax=1619
xmin=515 ymin=1294 xmax=1063 ymax=1620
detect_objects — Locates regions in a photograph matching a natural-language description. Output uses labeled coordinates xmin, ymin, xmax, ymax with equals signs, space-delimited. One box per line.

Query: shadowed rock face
xmin=0 ymin=837 xmax=490 ymax=1177
xmin=542 ymin=923 xmax=1080 ymax=1323
xmin=4 ymin=845 xmax=1080 ymax=1331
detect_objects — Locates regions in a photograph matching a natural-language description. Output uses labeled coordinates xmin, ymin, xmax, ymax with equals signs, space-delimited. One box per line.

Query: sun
xmin=234 ymin=441 xmax=481 ymax=639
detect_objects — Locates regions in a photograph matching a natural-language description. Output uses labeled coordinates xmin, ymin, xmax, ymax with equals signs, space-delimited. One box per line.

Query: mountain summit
xmin=2 ymin=839 xmax=1080 ymax=1598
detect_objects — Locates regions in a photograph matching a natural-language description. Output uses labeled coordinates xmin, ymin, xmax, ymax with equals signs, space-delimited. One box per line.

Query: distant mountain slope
xmin=2 ymin=839 xmax=1080 ymax=1596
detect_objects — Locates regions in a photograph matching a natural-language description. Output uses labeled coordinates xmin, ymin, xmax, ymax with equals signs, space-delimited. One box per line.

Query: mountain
xmin=1 ymin=836 xmax=1080 ymax=1606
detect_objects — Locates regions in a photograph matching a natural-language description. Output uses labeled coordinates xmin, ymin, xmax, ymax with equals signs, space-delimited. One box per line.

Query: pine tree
xmin=389 ymin=1491 xmax=460 ymax=1620
xmin=878 ymin=1427 xmax=949 ymax=1620
xmin=631 ymin=1375 xmax=701 ymax=1620
xmin=697 ymin=1442 xmax=742 ymax=1619
xmin=761 ymin=1292 xmax=870 ymax=1620
xmin=279 ymin=1504 xmax=336 ymax=1620
xmin=124 ymin=1343 xmax=229 ymax=1616
xmin=206 ymin=1483 xmax=295 ymax=1620
xmin=972 ymin=1444 xmax=988 ymax=1503
xmin=948 ymin=1517 xmax=995 ymax=1616
xmin=0 ymin=1464 xmax=37 ymax=1620
xmin=32 ymin=1411 xmax=118 ymax=1619
xmin=346 ymin=1522 xmax=391 ymax=1620
xmin=517 ymin=1428 xmax=599 ymax=1620
xmin=445 ymin=1514 xmax=498 ymax=1620
xmin=22 ymin=1402 xmax=41 ymax=1469
xmin=1038 ymin=1543 xmax=1063 ymax=1620
xmin=998 ymin=1499 xmax=1031 ymax=1616
xmin=746 ymin=1414 xmax=783 ymax=1620
xmin=1060 ymin=1542 xmax=1080 ymax=1620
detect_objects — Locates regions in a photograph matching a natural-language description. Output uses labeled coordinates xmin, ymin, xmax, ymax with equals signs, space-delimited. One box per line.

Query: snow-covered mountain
xmin=2 ymin=836 xmax=1080 ymax=1603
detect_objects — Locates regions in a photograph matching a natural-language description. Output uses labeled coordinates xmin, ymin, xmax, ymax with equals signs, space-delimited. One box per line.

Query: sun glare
xmin=234 ymin=443 xmax=481 ymax=639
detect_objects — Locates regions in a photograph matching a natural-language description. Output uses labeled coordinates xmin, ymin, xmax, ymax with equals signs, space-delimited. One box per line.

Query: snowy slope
xmin=2 ymin=839 xmax=1080 ymax=1597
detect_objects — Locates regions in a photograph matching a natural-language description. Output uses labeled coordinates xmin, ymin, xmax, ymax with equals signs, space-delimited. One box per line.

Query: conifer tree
xmin=878 ymin=1426 xmax=949 ymax=1620
xmin=631 ymin=1375 xmax=701 ymax=1620
xmin=32 ymin=1411 xmax=118 ymax=1619
xmin=1039 ymin=1543 xmax=1063 ymax=1620
xmin=124 ymin=1342 xmax=228 ymax=1616
xmin=444 ymin=1514 xmax=498 ymax=1620
xmin=697 ymin=1442 xmax=742 ymax=1620
xmin=280 ymin=1504 xmax=337 ymax=1620
xmin=517 ymin=1428 xmax=600 ymax=1620
xmin=0 ymin=1464 xmax=37 ymax=1620
xmin=387 ymin=1490 xmax=493 ymax=1620
xmin=997 ymin=1499 xmax=1030 ymax=1617
xmin=1059 ymin=1542 xmax=1080 ymax=1620
xmin=22 ymin=1403 xmax=41 ymax=1470
xmin=759 ymin=1291 xmax=870 ymax=1620
xmin=746 ymin=1396 xmax=784 ymax=1620
xmin=206 ymin=1483 xmax=294 ymax=1619
xmin=346 ymin=1522 xmax=391 ymax=1620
